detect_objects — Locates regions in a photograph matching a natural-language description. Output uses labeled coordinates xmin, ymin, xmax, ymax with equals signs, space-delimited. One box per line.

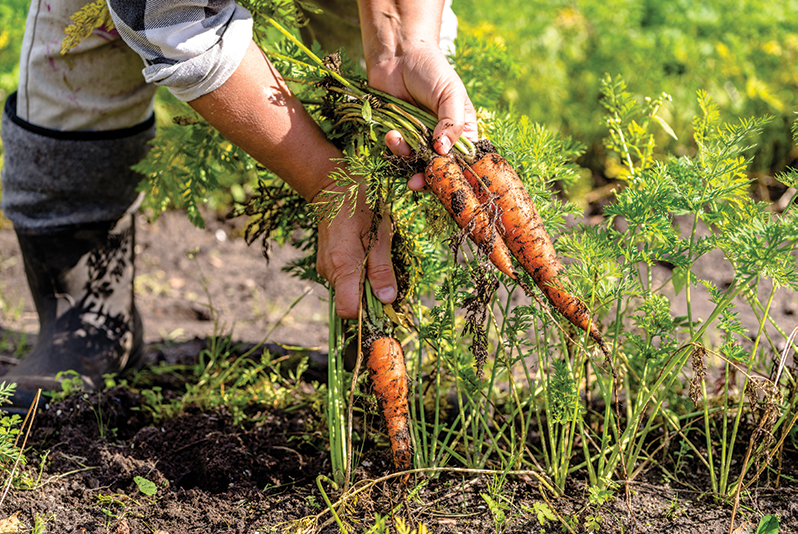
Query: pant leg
xmin=2 ymin=0 xmax=157 ymax=232
xmin=16 ymin=0 xmax=155 ymax=131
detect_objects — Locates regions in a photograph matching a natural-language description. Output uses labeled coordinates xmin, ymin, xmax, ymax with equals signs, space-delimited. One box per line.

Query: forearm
xmin=187 ymin=41 xmax=340 ymax=202
xmin=356 ymin=0 xmax=446 ymax=68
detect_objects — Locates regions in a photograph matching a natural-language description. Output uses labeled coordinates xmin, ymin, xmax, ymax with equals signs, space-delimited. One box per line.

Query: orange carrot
xmin=462 ymin=145 xmax=604 ymax=345
xmin=424 ymin=153 xmax=518 ymax=280
xmin=366 ymin=335 xmax=412 ymax=471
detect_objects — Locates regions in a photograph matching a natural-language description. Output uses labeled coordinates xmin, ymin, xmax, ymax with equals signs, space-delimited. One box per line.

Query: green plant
xmin=49 ymin=370 xmax=86 ymax=403
xmin=0 ymin=382 xmax=22 ymax=466
xmin=31 ymin=512 xmax=55 ymax=534
xmin=452 ymin=0 xmax=798 ymax=179
xmin=136 ymin=333 xmax=324 ymax=426
xmin=97 ymin=492 xmax=138 ymax=523
xmin=394 ymin=517 xmax=429 ymax=534
xmin=757 ymin=514 xmax=780 ymax=534
xmin=585 ymin=514 xmax=602 ymax=533
xmin=326 ymin=288 xmax=348 ymax=488
xmin=527 ymin=501 xmax=557 ymax=528
xmin=0 ymin=0 xmax=27 ymax=100
xmin=121 ymin=6 xmax=798 ymax=517
xmin=133 ymin=475 xmax=157 ymax=497
xmin=481 ymin=476 xmax=511 ymax=534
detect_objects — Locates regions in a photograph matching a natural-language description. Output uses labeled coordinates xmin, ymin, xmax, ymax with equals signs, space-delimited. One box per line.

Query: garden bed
xmin=1 ymin=209 xmax=796 ymax=533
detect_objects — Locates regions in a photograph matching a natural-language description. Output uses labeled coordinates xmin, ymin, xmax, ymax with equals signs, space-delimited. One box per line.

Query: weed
xmin=97 ymin=492 xmax=139 ymax=524
xmin=527 ymin=501 xmax=557 ymax=527
xmin=757 ymin=514 xmax=780 ymax=533
xmin=48 ymin=370 xmax=85 ymax=404
xmin=133 ymin=476 xmax=157 ymax=496
xmin=31 ymin=512 xmax=55 ymax=534
xmin=304 ymin=495 xmax=322 ymax=509
xmin=585 ymin=514 xmax=602 ymax=533
xmin=481 ymin=491 xmax=509 ymax=534
xmin=0 ymin=383 xmax=21 ymax=465
xmin=588 ymin=481 xmax=617 ymax=506
xmin=480 ymin=475 xmax=514 ymax=534
xmin=394 ymin=517 xmax=429 ymax=534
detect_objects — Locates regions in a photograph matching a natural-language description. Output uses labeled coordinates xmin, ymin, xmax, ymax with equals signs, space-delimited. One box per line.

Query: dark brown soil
xmin=0 ymin=209 xmax=797 ymax=533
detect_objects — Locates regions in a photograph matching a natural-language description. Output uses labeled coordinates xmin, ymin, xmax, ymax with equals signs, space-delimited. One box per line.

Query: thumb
xmin=366 ymin=214 xmax=397 ymax=304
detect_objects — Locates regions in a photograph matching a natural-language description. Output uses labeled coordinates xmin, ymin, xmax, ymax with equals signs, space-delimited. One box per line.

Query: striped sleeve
xmin=106 ymin=0 xmax=253 ymax=102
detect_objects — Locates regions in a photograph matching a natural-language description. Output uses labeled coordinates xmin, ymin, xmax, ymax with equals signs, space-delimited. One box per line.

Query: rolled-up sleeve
xmin=106 ymin=0 xmax=253 ymax=102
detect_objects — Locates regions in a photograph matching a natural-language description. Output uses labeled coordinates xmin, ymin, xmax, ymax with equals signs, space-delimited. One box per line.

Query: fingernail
xmin=437 ymin=135 xmax=452 ymax=154
xmin=387 ymin=136 xmax=401 ymax=147
xmin=375 ymin=286 xmax=397 ymax=303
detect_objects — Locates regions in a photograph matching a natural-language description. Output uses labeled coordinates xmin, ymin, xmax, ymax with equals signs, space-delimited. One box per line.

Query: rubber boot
xmin=4 ymin=214 xmax=143 ymax=412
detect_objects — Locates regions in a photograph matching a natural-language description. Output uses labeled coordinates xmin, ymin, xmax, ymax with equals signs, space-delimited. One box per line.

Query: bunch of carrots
xmin=426 ymin=141 xmax=606 ymax=352
xmin=267 ymin=19 xmax=606 ymax=477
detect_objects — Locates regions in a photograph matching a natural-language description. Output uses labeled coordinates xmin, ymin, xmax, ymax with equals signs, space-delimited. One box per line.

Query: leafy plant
xmin=527 ymin=501 xmax=557 ymax=527
xmin=757 ymin=514 xmax=780 ymax=534
xmin=480 ymin=488 xmax=509 ymax=534
xmin=133 ymin=476 xmax=157 ymax=497
xmin=0 ymin=382 xmax=21 ymax=466
xmin=452 ymin=0 xmax=798 ymax=179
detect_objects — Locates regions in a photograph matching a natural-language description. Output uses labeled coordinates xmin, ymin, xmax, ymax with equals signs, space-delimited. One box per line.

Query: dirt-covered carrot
xmin=365 ymin=335 xmax=412 ymax=471
xmin=425 ymin=153 xmax=519 ymax=280
xmin=462 ymin=142 xmax=604 ymax=346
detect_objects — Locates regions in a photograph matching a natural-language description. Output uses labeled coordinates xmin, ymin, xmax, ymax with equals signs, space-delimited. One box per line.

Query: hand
xmin=316 ymin=181 xmax=397 ymax=319
xmin=368 ymin=42 xmax=478 ymax=190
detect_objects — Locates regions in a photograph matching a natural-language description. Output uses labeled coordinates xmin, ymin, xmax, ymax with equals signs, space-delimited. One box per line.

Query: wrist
xmin=304 ymin=160 xmax=350 ymax=204
xmin=358 ymin=0 xmax=443 ymax=69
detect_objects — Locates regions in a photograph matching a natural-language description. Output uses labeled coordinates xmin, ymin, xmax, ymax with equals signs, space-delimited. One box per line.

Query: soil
xmin=0 ymin=208 xmax=797 ymax=533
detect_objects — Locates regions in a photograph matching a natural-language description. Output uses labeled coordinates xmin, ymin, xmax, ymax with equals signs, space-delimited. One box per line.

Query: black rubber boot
xmin=4 ymin=214 xmax=143 ymax=413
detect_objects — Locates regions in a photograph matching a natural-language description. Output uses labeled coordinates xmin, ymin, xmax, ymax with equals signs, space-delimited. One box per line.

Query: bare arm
xmin=189 ymin=41 xmax=397 ymax=318
xmin=188 ymin=41 xmax=338 ymax=202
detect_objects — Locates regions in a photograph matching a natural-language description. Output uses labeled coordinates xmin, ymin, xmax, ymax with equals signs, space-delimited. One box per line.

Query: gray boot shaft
xmin=1 ymin=92 xmax=155 ymax=232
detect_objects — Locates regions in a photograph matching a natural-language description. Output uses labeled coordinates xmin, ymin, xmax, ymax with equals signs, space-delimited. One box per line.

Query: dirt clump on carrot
xmin=461 ymin=141 xmax=604 ymax=347
xmin=365 ymin=334 xmax=412 ymax=472
xmin=424 ymin=153 xmax=519 ymax=280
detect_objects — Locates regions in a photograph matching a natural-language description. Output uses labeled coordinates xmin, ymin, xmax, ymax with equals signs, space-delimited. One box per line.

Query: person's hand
xmin=315 ymin=180 xmax=397 ymax=319
xmin=368 ymin=42 xmax=478 ymax=191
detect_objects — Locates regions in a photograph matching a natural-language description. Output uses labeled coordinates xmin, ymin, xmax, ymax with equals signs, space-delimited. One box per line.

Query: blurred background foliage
xmin=0 ymin=0 xmax=796 ymax=209
xmin=0 ymin=0 xmax=25 ymax=103
xmin=0 ymin=0 xmax=28 ymax=221
xmin=452 ymin=0 xmax=798 ymax=195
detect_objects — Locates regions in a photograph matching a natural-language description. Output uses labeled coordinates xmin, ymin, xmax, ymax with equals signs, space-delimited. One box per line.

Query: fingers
xmin=331 ymin=259 xmax=365 ymax=320
xmin=385 ymin=130 xmax=412 ymax=157
xmin=316 ymin=189 xmax=397 ymax=319
xmin=432 ymin=88 xmax=478 ymax=155
xmin=366 ymin=213 xmax=397 ymax=304
xmin=317 ymin=219 xmax=365 ymax=319
xmin=407 ymin=173 xmax=427 ymax=191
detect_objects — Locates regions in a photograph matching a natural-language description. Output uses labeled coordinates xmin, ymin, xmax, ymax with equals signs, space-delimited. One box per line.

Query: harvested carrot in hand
xmin=462 ymin=142 xmax=604 ymax=346
xmin=366 ymin=335 xmax=412 ymax=472
xmin=425 ymin=153 xmax=519 ymax=280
